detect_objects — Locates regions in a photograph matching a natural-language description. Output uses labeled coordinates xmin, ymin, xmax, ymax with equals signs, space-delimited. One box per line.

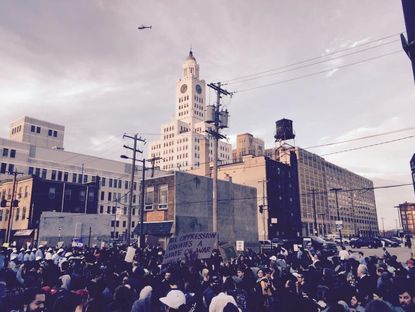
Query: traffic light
xmin=259 ymin=205 xmax=264 ymax=214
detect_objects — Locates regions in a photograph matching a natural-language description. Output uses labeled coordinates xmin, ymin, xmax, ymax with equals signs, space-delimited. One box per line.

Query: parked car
xmin=307 ymin=236 xmax=338 ymax=256
xmin=378 ymin=237 xmax=399 ymax=247
xmin=388 ymin=237 xmax=402 ymax=245
xmin=350 ymin=237 xmax=382 ymax=248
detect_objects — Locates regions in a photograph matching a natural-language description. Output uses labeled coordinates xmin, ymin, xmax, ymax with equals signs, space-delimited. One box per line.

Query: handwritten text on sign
xmin=163 ymin=232 xmax=217 ymax=264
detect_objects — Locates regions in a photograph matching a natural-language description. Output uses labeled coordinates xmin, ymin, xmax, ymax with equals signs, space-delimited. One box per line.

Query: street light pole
xmin=139 ymin=159 xmax=146 ymax=248
xmin=331 ymin=188 xmax=343 ymax=247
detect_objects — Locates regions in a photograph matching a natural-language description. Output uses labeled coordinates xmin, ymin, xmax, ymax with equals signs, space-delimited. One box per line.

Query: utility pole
xmin=206 ymin=82 xmax=231 ymax=235
xmin=258 ymin=179 xmax=268 ymax=240
xmin=401 ymin=0 xmax=415 ymax=82
xmin=350 ymin=191 xmax=357 ymax=237
xmin=381 ymin=217 xmax=385 ymax=236
xmin=5 ymin=170 xmax=24 ymax=244
xmin=330 ymin=188 xmax=343 ymax=247
xmin=311 ymin=189 xmax=318 ymax=236
xmin=121 ymin=134 xmax=145 ymax=246
xmin=139 ymin=159 xmax=146 ymax=248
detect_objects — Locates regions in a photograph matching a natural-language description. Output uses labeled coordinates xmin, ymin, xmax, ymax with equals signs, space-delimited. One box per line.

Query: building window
xmin=100 ymin=191 xmax=105 ymax=201
xmin=158 ymin=185 xmax=168 ymax=210
xmin=108 ymin=192 xmax=112 ymax=201
xmin=145 ymin=187 xmax=154 ymax=210
xmin=53 ymin=130 xmax=57 ymax=137
xmin=28 ymin=167 xmax=34 ymax=175
xmin=125 ymin=180 xmax=128 ymax=190
xmin=78 ymin=174 xmax=82 ymax=183
xmin=3 ymin=148 xmax=9 ymax=157
xmin=42 ymin=169 xmax=47 ymax=179
xmin=133 ymin=195 xmax=136 ymax=204
xmin=22 ymin=207 xmax=26 ymax=220
xmin=132 ymin=221 xmax=135 ymax=228
xmin=48 ymin=187 xmax=56 ymax=199
xmin=8 ymin=164 xmax=14 ymax=173
xmin=107 ymin=206 xmax=111 ymax=214
xmin=84 ymin=175 xmax=88 ymax=183
xmin=35 ymin=168 xmax=40 ymax=176
xmin=0 ymin=163 xmax=6 ymax=174
xmin=51 ymin=170 xmax=57 ymax=180
xmin=0 ymin=210 xmax=2 ymax=221
xmin=118 ymin=179 xmax=122 ymax=188
xmin=112 ymin=206 xmax=116 ymax=214
xmin=123 ymin=221 xmax=126 ymax=228
xmin=101 ymin=177 xmax=106 ymax=187
xmin=48 ymin=129 xmax=53 ymax=136
xmin=63 ymin=172 xmax=68 ymax=182
xmin=99 ymin=205 xmax=104 ymax=213
xmin=15 ymin=207 xmax=19 ymax=221
xmin=109 ymin=178 xmax=113 ymax=188
xmin=72 ymin=173 xmax=77 ymax=183
xmin=10 ymin=149 xmax=16 ymax=158
xmin=31 ymin=125 xmax=35 ymax=132
xmin=116 ymin=221 xmax=119 ymax=227
xmin=62 ymin=188 xmax=71 ymax=200
xmin=133 ymin=182 xmax=137 ymax=190
xmin=36 ymin=126 xmax=40 ymax=133
xmin=79 ymin=190 xmax=86 ymax=202
xmin=57 ymin=171 xmax=63 ymax=181
xmin=88 ymin=191 xmax=94 ymax=202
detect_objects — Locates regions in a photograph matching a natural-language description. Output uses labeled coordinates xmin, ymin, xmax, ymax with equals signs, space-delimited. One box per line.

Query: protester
xmin=1 ymin=240 xmax=415 ymax=312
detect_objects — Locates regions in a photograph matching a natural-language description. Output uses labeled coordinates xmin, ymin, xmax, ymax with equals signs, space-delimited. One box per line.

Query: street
xmin=346 ymin=245 xmax=413 ymax=263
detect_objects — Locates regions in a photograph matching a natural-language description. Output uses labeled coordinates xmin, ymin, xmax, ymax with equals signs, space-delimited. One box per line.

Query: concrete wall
xmin=174 ymin=172 xmax=258 ymax=247
xmin=38 ymin=212 xmax=112 ymax=247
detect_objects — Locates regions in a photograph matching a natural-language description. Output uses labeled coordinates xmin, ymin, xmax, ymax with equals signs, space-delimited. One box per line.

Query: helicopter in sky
xmin=138 ymin=25 xmax=152 ymax=30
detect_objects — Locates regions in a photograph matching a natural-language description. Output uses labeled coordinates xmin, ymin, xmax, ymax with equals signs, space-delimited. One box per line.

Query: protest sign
xmin=163 ymin=232 xmax=217 ymax=264
xmin=219 ymin=241 xmax=237 ymax=262
xmin=236 ymin=240 xmax=244 ymax=252
xmin=125 ymin=246 xmax=136 ymax=263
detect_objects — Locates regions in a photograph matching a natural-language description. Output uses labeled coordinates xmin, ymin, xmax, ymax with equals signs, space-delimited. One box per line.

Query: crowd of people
xmin=0 ymin=241 xmax=415 ymax=312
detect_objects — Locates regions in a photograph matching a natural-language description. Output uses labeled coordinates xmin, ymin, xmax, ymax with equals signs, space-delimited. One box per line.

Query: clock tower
xmin=176 ymin=50 xmax=206 ymax=125
xmin=148 ymin=51 xmax=232 ymax=171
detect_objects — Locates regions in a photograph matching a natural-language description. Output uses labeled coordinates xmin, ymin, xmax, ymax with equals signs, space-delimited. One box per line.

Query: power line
xmin=222 ymin=32 xmax=403 ymax=84
xmin=305 ymin=126 xmax=415 ymax=149
xmin=226 ymin=39 xmax=400 ymax=85
xmin=173 ymin=182 xmax=413 ymax=206
xmin=232 ymin=50 xmax=402 ymax=93
xmin=320 ymin=135 xmax=415 ymax=156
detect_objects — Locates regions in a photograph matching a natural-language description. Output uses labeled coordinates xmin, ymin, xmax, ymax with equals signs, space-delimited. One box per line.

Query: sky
xmin=0 ymin=0 xmax=414 ymax=230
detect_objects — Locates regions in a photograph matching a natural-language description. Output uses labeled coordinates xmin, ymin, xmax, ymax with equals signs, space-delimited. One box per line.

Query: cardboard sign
xmin=125 ymin=246 xmax=136 ymax=263
xmin=71 ymin=239 xmax=83 ymax=248
xmin=293 ymin=244 xmax=299 ymax=252
xmin=163 ymin=232 xmax=217 ymax=264
xmin=219 ymin=241 xmax=237 ymax=262
xmin=236 ymin=240 xmax=244 ymax=252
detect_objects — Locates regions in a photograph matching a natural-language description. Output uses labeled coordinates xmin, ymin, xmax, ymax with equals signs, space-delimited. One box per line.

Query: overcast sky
xmin=1 ymin=1 xmax=414 ymax=230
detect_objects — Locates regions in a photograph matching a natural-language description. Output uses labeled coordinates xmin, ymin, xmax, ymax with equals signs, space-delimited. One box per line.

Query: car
xmin=388 ymin=237 xmax=402 ymax=245
xmin=307 ymin=236 xmax=338 ymax=256
xmin=378 ymin=237 xmax=399 ymax=247
xmin=350 ymin=237 xmax=382 ymax=248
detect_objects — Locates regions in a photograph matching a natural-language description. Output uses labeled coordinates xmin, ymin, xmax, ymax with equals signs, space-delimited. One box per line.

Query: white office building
xmin=1 ymin=116 xmax=166 ymax=240
xmin=148 ymin=51 xmax=232 ymax=171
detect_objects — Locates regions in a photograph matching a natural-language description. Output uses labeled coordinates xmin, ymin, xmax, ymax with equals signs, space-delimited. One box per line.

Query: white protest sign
xmin=163 ymin=232 xmax=217 ymax=264
xmin=236 ymin=240 xmax=244 ymax=252
xmin=125 ymin=246 xmax=136 ymax=263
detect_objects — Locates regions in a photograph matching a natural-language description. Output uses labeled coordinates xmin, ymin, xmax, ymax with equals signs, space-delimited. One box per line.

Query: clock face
xmin=196 ymin=84 xmax=202 ymax=94
xmin=180 ymin=84 xmax=188 ymax=93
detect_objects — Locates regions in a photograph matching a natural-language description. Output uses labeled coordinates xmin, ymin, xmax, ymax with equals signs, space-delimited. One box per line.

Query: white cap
xmin=160 ymin=290 xmax=186 ymax=309
xmin=269 ymin=256 xmax=277 ymax=261
xmin=64 ymin=252 xmax=73 ymax=258
xmin=57 ymin=248 xmax=64 ymax=254
xmin=45 ymin=252 xmax=53 ymax=260
xmin=10 ymin=253 xmax=18 ymax=261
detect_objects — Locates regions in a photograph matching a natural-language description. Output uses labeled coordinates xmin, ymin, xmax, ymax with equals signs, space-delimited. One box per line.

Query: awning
xmin=14 ymin=229 xmax=34 ymax=237
xmin=133 ymin=221 xmax=173 ymax=236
